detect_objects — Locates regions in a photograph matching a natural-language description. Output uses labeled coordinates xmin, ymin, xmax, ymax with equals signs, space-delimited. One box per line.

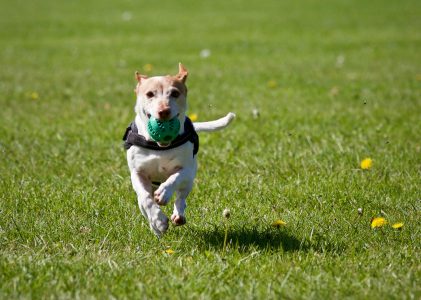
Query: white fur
xmin=193 ymin=112 xmax=236 ymax=132
xmin=127 ymin=140 xmax=197 ymax=235
xmin=127 ymin=72 xmax=235 ymax=236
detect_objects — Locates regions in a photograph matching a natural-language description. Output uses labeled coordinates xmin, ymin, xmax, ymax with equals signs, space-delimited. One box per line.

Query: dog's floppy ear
xmin=135 ymin=71 xmax=148 ymax=83
xmin=176 ymin=63 xmax=188 ymax=83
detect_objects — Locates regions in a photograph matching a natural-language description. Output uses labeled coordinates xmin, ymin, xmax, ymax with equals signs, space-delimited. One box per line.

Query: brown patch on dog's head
xmin=166 ymin=76 xmax=188 ymax=96
xmin=134 ymin=64 xmax=188 ymax=95
xmin=163 ymin=63 xmax=188 ymax=96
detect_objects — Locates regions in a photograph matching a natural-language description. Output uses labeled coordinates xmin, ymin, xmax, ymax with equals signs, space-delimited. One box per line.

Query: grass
xmin=0 ymin=0 xmax=420 ymax=298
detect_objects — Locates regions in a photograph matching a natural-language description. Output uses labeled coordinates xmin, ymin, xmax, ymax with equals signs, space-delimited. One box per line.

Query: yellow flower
xmin=267 ymin=80 xmax=277 ymax=88
xmin=371 ymin=217 xmax=387 ymax=228
xmin=360 ymin=158 xmax=373 ymax=170
xmin=188 ymin=113 xmax=198 ymax=122
xmin=392 ymin=222 xmax=404 ymax=229
xmin=143 ymin=63 xmax=153 ymax=72
xmin=163 ymin=249 xmax=175 ymax=255
xmin=25 ymin=92 xmax=39 ymax=100
xmin=272 ymin=219 xmax=287 ymax=227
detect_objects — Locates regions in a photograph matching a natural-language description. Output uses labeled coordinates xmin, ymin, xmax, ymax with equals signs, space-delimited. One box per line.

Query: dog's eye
xmin=146 ymin=91 xmax=154 ymax=98
xmin=170 ymin=90 xmax=180 ymax=98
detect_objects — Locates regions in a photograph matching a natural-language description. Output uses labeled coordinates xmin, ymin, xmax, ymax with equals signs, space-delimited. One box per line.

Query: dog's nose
xmin=158 ymin=108 xmax=171 ymax=119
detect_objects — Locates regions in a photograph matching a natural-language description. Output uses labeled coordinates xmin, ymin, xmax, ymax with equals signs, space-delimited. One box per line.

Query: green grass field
xmin=1 ymin=0 xmax=420 ymax=298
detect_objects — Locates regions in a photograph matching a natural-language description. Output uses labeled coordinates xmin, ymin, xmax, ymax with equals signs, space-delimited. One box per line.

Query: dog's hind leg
xmin=131 ymin=170 xmax=169 ymax=236
xmin=171 ymin=182 xmax=193 ymax=226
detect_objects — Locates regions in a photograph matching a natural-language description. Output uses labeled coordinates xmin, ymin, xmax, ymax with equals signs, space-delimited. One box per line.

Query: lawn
xmin=0 ymin=0 xmax=420 ymax=298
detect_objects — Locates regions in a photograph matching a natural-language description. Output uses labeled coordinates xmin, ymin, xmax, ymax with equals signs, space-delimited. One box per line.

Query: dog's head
xmin=134 ymin=63 xmax=188 ymax=124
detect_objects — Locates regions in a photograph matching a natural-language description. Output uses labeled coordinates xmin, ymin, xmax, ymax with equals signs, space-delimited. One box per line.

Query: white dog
xmin=123 ymin=63 xmax=235 ymax=236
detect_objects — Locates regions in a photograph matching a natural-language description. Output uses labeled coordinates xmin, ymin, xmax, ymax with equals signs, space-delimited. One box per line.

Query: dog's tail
xmin=193 ymin=112 xmax=235 ymax=132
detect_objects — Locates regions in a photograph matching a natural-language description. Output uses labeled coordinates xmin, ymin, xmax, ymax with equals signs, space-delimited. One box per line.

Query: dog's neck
xmin=135 ymin=114 xmax=186 ymax=142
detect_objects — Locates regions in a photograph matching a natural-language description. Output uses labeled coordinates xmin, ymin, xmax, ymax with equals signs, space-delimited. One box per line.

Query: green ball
xmin=147 ymin=116 xmax=180 ymax=143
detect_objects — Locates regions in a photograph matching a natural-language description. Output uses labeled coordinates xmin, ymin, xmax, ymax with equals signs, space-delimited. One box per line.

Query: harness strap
xmin=123 ymin=117 xmax=199 ymax=156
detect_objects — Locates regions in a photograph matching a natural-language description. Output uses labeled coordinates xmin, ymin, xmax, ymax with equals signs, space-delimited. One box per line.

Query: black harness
xmin=122 ymin=117 xmax=199 ymax=156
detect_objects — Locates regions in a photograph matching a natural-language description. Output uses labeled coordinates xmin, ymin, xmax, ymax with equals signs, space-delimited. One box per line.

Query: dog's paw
xmin=171 ymin=214 xmax=186 ymax=226
xmin=150 ymin=210 xmax=169 ymax=236
xmin=154 ymin=185 xmax=173 ymax=206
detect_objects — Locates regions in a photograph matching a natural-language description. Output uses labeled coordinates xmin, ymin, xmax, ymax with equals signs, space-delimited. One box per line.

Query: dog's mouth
xmin=157 ymin=142 xmax=171 ymax=147
xmin=143 ymin=109 xmax=152 ymax=119
xmin=143 ymin=109 xmax=180 ymax=121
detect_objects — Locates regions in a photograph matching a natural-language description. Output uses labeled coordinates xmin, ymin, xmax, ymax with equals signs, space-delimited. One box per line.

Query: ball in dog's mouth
xmin=147 ymin=115 xmax=180 ymax=144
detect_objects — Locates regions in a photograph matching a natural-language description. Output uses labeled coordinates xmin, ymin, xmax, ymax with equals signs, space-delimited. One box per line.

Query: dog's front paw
xmin=154 ymin=185 xmax=173 ymax=206
xmin=171 ymin=214 xmax=186 ymax=226
xmin=150 ymin=210 xmax=169 ymax=237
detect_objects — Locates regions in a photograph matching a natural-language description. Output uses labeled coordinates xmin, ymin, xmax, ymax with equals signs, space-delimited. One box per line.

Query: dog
xmin=123 ymin=63 xmax=235 ymax=236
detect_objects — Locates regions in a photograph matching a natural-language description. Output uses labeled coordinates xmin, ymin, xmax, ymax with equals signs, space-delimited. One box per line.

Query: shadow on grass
xmin=190 ymin=226 xmax=345 ymax=254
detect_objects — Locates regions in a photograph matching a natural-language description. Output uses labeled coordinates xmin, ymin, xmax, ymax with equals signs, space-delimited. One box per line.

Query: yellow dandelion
xmin=360 ymin=158 xmax=373 ymax=170
xmin=272 ymin=219 xmax=287 ymax=227
xmin=188 ymin=113 xmax=198 ymax=122
xmin=143 ymin=63 xmax=153 ymax=72
xmin=371 ymin=217 xmax=387 ymax=228
xmin=163 ymin=249 xmax=175 ymax=255
xmin=30 ymin=91 xmax=39 ymax=100
xmin=267 ymin=80 xmax=277 ymax=89
xmin=392 ymin=222 xmax=404 ymax=229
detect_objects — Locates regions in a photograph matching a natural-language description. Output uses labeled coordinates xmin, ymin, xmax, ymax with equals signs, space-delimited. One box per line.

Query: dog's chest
xmin=127 ymin=142 xmax=195 ymax=181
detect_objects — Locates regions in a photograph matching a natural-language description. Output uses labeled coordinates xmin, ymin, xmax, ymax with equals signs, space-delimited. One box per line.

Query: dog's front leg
xmin=130 ymin=170 xmax=169 ymax=236
xmin=154 ymin=168 xmax=195 ymax=226
xmin=154 ymin=168 xmax=192 ymax=206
